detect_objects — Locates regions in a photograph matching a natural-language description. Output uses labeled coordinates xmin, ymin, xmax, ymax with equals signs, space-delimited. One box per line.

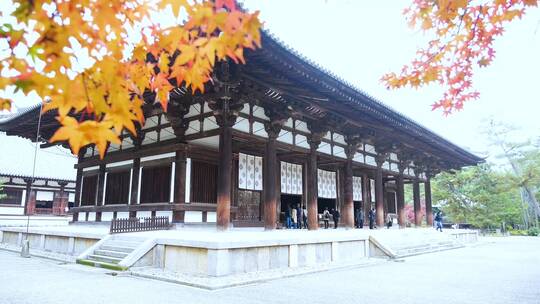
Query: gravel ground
xmin=0 ymin=236 xmax=539 ymax=304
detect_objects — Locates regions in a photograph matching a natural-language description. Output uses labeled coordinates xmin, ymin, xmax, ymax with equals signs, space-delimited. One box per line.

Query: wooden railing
xmin=110 ymin=216 xmax=171 ymax=234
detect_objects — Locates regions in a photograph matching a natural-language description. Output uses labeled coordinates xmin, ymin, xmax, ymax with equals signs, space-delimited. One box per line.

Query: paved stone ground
xmin=1 ymin=237 xmax=539 ymax=304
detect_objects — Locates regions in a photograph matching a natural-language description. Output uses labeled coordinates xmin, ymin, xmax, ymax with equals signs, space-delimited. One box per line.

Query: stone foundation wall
xmin=147 ymin=237 xmax=371 ymax=277
xmin=0 ymin=229 xmax=100 ymax=256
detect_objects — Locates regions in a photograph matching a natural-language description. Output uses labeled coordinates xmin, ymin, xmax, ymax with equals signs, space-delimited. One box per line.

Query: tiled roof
xmin=0 ymin=132 xmax=76 ymax=181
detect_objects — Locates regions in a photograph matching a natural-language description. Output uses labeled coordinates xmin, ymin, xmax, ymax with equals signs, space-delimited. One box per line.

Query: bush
xmin=509 ymin=229 xmax=527 ymax=236
xmin=527 ymin=227 xmax=540 ymax=236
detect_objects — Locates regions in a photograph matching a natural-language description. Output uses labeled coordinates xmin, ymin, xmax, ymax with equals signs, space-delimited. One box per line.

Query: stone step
xmin=394 ymin=241 xmax=454 ymax=251
xmin=87 ymin=254 xmax=123 ymax=264
xmin=93 ymin=249 xmax=129 ymax=259
xmin=100 ymin=244 xmax=136 ymax=253
xmin=104 ymin=240 xmax=142 ymax=248
xmin=396 ymin=243 xmax=460 ymax=257
xmin=76 ymin=259 xmax=128 ymax=271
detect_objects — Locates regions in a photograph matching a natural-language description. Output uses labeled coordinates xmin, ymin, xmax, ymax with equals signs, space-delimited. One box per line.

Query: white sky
xmin=2 ymin=1 xmax=539 ymax=164
xmin=242 ymin=0 xmax=540 ymax=162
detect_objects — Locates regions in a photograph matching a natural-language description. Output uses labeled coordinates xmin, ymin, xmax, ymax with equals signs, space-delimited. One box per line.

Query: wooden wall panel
xmin=190 ymin=160 xmax=217 ymax=204
xmin=140 ymin=165 xmax=171 ymax=204
xmin=104 ymin=170 xmax=130 ymax=205
xmin=81 ymin=175 xmax=98 ymax=206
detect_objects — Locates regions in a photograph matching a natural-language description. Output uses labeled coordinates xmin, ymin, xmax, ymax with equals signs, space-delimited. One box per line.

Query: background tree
xmin=0 ymin=0 xmax=261 ymax=157
xmin=432 ymin=164 xmax=522 ymax=228
xmin=484 ymin=120 xmax=540 ymax=228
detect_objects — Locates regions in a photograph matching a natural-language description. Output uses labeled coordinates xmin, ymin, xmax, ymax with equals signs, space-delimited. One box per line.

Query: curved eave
xmin=258 ymin=30 xmax=483 ymax=166
xmin=0 ymin=173 xmax=75 ymax=184
xmin=0 ymin=105 xmax=59 ymax=141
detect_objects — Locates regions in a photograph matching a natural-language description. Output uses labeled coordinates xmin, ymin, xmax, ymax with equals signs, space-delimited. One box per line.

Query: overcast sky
xmin=2 ymin=1 xmax=539 ymax=165
xmin=242 ymin=0 xmax=540 ymax=163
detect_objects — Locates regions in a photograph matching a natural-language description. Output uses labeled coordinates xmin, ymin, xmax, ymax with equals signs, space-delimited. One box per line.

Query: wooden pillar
xmin=73 ymin=156 xmax=83 ymax=221
xmin=306 ymin=124 xmax=326 ymax=231
xmin=307 ymin=141 xmax=319 ymax=230
xmin=375 ymin=159 xmax=385 ymax=227
xmin=342 ymin=159 xmax=354 ymax=229
xmin=216 ymin=122 xmax=233 ymax=230
xmin=383 ymin=189 xmax=388 ymax=218
xmin=130 ymin=158 xmax=141 ymax=205
xmin=362 ymin=173 xmax=370 ymax=224
xmin=263 ymin=112 xmax=286 ymax=230
xmin=263 ymin=134 xmax=278 ymax=230
xmin=210 ymin=97 xmax=243 ymax=231
xmin=53 ymin=182 xmax=68 ymax=215
xmin=425 ymin=177 xmax=433 ymax=226
xmin=413 ymin=179 xmax=422 ymax=227
xmin=24 ymin=178 xmax=35 ymax=216
xmin=95 ymin=164 xmax=105 ymax=222
xmin=396 ymin=173 xmax=405 ymax=228
xmin=173 ymin=150 xmax=187 ymax=223
xmin=129 ymin=158 xmax=140 ymax=219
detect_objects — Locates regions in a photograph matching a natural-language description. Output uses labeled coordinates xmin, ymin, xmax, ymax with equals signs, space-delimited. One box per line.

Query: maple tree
xmin=382 ymin=0 xmax=538 ymax=114
xmin=0 ymin=0 xmax=261 ymax=157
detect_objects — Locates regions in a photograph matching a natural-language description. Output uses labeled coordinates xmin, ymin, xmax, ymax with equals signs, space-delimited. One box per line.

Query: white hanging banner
xmin=353 ymin=176 xmax=362 ymax=201
xmin=254 ymin=156 xmax=263 ymax=191
xmin=317 ymin=169 xmax=336 ymax=199
xmin=280 ymin=161 xmax=302 ymax=195
xmin=238 ymin=153 xmax=263 ymax=191
xmin=370 ymin=179 xmax=376 ymax=202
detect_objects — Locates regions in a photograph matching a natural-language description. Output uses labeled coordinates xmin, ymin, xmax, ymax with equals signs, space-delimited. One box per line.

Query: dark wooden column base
xmin=375 ymin=166 xmax=385 ymax=227
xmin=396 ymin=174 xmax=406 ymax=228
xmin=342 ymin=160 xmax=354 ymax=228
xmin=263 ymin=137 xmax=278 ymax=230
xmin=413 ymin=179 xmax=422 ymax=226
xmin=202 ymin=211 xmax=208 ymax=223
xmin=172 ymin=210 xmax=185 ymax=223
xmin=425 ymin=179 xmax=433 ymax=226
xmin=307 ymin=147 xmax=319 ymax=230
xmin=216 ymin=125 xmax=233 ymax=231
xmin=362 ymin=174 xmax=370 ymax=225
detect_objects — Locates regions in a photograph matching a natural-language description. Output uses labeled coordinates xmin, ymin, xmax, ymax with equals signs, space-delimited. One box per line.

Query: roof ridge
xmin=261 ymin=29 xmax=480 ymax=160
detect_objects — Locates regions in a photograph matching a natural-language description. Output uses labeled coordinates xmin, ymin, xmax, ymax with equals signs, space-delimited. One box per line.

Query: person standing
xmin=323 ymin=207 xmax=330 ymax=229
xmin=285 ymin=205 xmax=292 ymax=229
xmin=356 ymin=208 xmax=364 ymax=228
xmin=368 ymin=207 xmax=376 ymax=229
xmin=296 ymin=204 xmax=302 ymax=229
xmin=386 ymin=213 xmax=392 ymax=229
xmin=332 ymin=208 xmax=340 ymax=229
xmin=435 ymin=211 xmax=443 ymax=232
xmin=302 ymin=205 xmax=308 ymax=229
xmin=291 ymin=205 xmax=298 ymax=229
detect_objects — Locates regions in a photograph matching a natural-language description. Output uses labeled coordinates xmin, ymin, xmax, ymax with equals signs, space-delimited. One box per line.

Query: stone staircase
xmin=369 ymin=229 xmax=464 ymax=259
xmin=392 ymin=239 xmax=461 ymax=258
xmin=77 ymin=235 xmax=151 ymax=271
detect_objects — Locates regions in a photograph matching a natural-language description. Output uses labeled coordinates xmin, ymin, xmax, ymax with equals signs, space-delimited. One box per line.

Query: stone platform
xmin=0 ymin=224 xmax=478 ymax=289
